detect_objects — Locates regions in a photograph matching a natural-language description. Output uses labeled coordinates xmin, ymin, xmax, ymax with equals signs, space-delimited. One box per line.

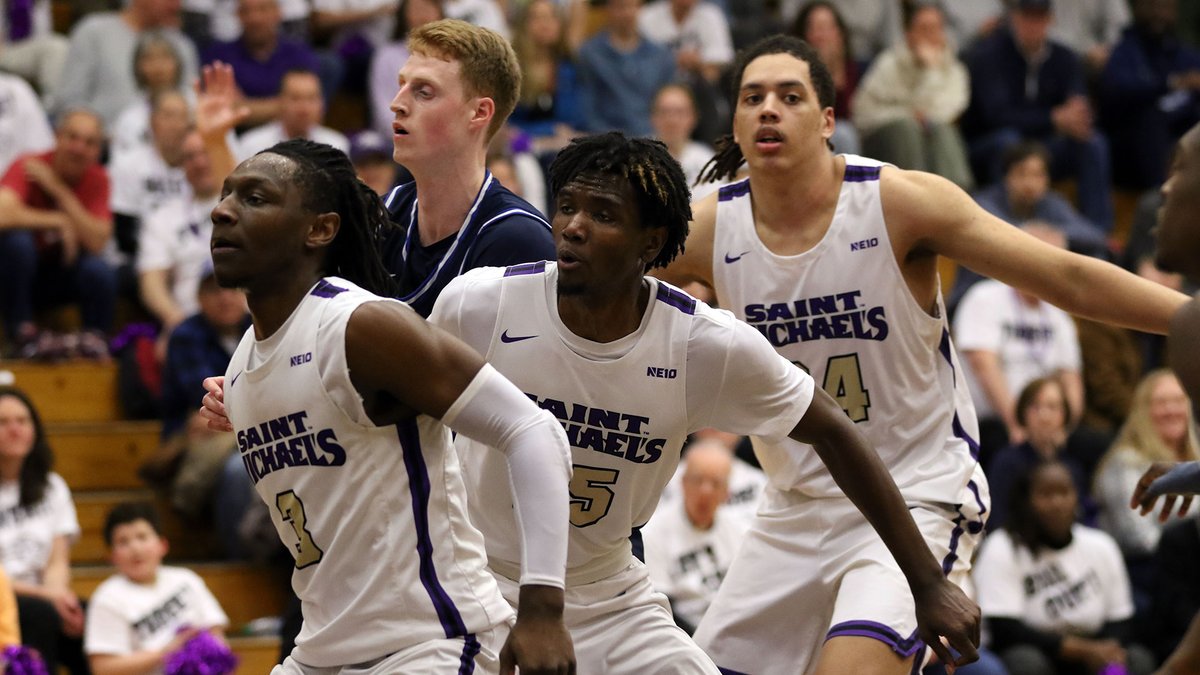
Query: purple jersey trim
xmin=503 ymin=260 xmax=548 ymax=277
xmin=397 ymin=420 xmax=468 ymax=638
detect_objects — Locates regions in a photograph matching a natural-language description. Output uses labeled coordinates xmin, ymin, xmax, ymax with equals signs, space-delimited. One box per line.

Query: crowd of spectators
xmin=5 ymin=0 xmax=1200 ymax=672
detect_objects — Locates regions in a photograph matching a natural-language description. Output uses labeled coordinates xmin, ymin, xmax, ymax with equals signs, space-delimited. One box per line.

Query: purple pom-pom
xmin=3 ymin=646 xmax=48 ymax=675
xmin=163 ymin=632 xmax=238 ymax=675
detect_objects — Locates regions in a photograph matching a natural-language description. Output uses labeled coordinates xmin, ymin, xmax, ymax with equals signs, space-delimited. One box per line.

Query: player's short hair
xmin=104 ymin=502 xmax=162 ymax=546
xmin=260 ymin=139 xmax=399 ymax=296
xmin=699 ymin=34 xmax=836 ymax=184
xmin=548 ymin=132 xmax=691 ymax=271
xmin=407 ymin=19 xmax=520 ymax=141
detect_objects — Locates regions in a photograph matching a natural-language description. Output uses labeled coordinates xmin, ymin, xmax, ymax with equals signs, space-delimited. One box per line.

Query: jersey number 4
xmin=276 ymin=490 xmax=324 ymax=569
xmin=793 ymin=353 xmax=871 ymax=423
xmin=569 ymin=465 xmax=620 ymax=527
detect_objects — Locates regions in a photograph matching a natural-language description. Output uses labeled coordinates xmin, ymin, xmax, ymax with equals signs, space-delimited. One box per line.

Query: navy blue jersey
xmin=381 ymin=173 xmax=554 ymax=317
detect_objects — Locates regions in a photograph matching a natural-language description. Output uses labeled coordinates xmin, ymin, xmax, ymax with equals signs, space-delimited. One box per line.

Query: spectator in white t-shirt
xmin=0 ymin=387 xmax=86 ymax=674
xmin=236 ymin=68 xmax=349 ymax=160
xmin=651 ymin=83 xmax=713 ymax=193
xmin=637 ymin=0 xmax=732 ymax=85
xmin=657 ymin=431 xmax=767 ymax=532
xmin=109 ymin=89 xmax=193 ymax=266
xmin=955 ymin=221 xmax=1084 ymax=458
xmin=111 ymin=32 xmax=190 ymax=159
xmin=642 ymin=439 xmax=751 ymax=634
xmin=975 ymin=459 xmax=1156 ymax=675
xmin=137 ymin=130 xmax=224 ymax=356
xmin=85 ymin=502 xmax=229 ymax=675
xmin=0 ymin=73 xmax=54 ymax=176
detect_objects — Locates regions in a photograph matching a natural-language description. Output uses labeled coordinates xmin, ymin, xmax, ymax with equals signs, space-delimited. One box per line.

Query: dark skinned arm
xmin=344 ymin=300 xmax=574 ymax=675
xmin=789 ymin=386 xmax=981 ymax=666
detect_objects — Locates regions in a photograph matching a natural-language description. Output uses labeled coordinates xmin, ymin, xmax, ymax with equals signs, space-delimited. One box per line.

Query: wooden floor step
xmin=72 ymin=490 xmax=222 ymax=565
xmin=48 ymin=421 xmax=161 ymax=491
xmin=229 ymin=635 xmax=282 ymax=675
xmin=1 ymin=360 xmax=121 ymax=423
xmin=72 ymin=562 xmax=289 ymax=629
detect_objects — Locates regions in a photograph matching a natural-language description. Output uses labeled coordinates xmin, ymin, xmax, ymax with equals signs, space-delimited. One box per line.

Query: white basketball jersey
xmin=711 ymin=157 xmax=980 ymax=503
xmin=223 ymin=277 xmax=511 ymax=668
xmin=437 ymin=262 xmax=812 ymax=585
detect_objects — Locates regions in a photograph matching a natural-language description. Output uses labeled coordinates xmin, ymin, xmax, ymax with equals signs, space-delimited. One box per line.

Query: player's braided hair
xmin=548 ymin=132 xmax=690 ymax=270
xmin=262 ymin=139 xmax=399 ymax=297
xmin=698 ymin=34 xmax=837 ymax=185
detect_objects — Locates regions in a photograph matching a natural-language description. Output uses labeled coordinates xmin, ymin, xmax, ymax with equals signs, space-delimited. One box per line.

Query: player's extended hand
xmin=500 ymin=585 xmax=575 ymax=675
xmin=913 ymin=577 xmax=981 ymax=669
xmin=1131 ymin=461 xmax=1197 ymax=522
xmin=199 ymin=376 xmax=234 ymax=432
xmin=194 ymin=61 xmax=250 ymax=142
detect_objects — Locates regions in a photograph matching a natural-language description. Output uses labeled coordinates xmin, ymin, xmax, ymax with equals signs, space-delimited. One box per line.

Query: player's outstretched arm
xmin=790 ymin=388 xmax=981 ymax=667
xmin=884 ymin=169 xmax=1189 ymax=335
xmin=344 ymin=300 xmax=575 ymax=675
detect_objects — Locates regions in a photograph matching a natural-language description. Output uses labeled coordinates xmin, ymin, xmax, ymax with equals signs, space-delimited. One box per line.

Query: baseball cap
xmin=349 ymin=130 xmax=392 ymax=163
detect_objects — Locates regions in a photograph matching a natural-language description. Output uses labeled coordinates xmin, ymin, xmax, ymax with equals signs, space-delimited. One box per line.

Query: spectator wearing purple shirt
xmin=201 ymin=0 xmax=322 ymax=128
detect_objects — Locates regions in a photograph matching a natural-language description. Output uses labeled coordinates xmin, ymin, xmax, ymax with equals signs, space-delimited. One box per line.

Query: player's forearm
xmin=792 ymin=393 xmax=944 ymax=590
xmin=1039 ymin=255 xmax=1188 ymax=335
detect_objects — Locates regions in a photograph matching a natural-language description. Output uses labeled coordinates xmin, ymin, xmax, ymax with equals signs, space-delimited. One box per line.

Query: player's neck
xmin=557 ymin=278 xmax=650 ymax=343
xmin=411 ymin=161 xmax=488 ymax=245
xmin=245 ymin=271 xmax=322 ymax=341
xmin=750 ymin=151 xmax=840 ymax=229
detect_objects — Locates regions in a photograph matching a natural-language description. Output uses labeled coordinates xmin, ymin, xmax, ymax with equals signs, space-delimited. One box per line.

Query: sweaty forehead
xmin=562 ymin=171 xmax=633 ymax=202
xmin=234 ymin=152 xmax=300 ymax=185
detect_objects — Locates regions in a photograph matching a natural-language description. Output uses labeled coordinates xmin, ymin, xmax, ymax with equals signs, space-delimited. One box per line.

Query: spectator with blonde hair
xmin=1095 ymin=369 xmax=1199 ymax=558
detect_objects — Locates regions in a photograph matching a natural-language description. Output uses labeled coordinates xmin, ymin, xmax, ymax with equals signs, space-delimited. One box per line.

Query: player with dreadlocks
xmin=207 ymin=138 xmax=577 ymax=675
xmin=426 ymin=131 xmax=982 ymax=672
xmin=653 ymin=32 xmax=1191 ymax=675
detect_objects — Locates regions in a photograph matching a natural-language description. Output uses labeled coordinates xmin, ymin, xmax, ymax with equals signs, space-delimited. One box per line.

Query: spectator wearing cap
xmin=349 ymin=129 xmax=399 ymax=196
xmin=963 ymin=0 xmax=1115 ymax=232
xmin=201 ymin=0 xmax=323 ymax=129
xmin=236 ymin=69 xmax=349 ymax=159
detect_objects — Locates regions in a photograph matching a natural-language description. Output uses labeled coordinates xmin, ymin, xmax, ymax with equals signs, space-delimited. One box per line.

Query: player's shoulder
xmin=476 ymin=181 xmax=550 ymax=229
xmin=444 ymin=264 xmax=520 ymax=295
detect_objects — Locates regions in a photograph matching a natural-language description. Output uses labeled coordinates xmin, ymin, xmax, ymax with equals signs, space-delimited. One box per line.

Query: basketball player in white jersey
xmin=428 ymin=133 xmax=979 ymax=674
xmin=656 ymin=35 xmax=1191 ymax=675
xmin=207 ymin=139 xmax=575 ymax=675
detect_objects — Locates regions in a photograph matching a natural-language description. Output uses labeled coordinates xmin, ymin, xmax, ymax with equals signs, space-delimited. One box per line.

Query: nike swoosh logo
xmin=500 ymin=330 xmax=537 ymax=344
xmin=230 ymin=371 xmax=242 ymax=387
xmin=724 ymin=251 xmax=751 ymax=263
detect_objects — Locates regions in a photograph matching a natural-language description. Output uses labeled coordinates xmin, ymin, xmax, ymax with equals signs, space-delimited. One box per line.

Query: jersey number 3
xmin=276 ymin=490 xmax=324 ymax=569
xmin=569 ymin=465 xmax=619 ymax=527
xmin=794 ymin=353 xmax=872 ymax=423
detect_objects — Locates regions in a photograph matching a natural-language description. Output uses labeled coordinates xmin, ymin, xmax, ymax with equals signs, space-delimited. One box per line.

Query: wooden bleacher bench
xmin=3 ymin=360 xmax=121 ymax=423
xmin=71 ymin=562 xmax=288 ymax=630
xmin=48 ymin=420 xmax=161 ymax=491
xmin=73 ymin=490 xmax=224 ymax=564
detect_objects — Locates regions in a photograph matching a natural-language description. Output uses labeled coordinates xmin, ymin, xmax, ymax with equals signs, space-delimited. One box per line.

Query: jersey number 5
xmin=793 ymin=353 xmax=871 ymax=423
xmin=569 ymin=465 xmax=620 ymax=527
xmin=276 ymin=490 xmax=324 ymax=569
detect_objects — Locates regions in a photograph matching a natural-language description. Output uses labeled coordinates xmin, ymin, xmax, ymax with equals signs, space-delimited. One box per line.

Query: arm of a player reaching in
xmin=1130 ymin=461 xmax=1198 ymax=522
xmin=343 ymin=301 xmax=575 ymax=675
xmin=789 ymin=387 xmax=981 ymax=667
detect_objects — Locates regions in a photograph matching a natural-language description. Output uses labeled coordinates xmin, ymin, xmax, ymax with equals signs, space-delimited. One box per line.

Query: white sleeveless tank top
xmin=711 ymin=157 xmax=981 ymax=504
xmin=223 ymin=277 xmax=511 ymax=667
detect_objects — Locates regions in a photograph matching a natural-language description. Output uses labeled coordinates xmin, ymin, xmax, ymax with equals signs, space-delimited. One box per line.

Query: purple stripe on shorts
xmin=826 ymin=620 xmax=925 ymax=658
xmin=310 ymin=279 xmax=348 ymax=298
xmin=457 ymin=634 xmax=481 ymax=675
xmin=718 ymin=179 xmax=751 ymax=201
xmin=397 ymin=420 xmax=469 ymax=638
xmin=504 ymin=261 xmax=547 ymax=277
xmin=941 ymin=510 xmax=966 ymax=575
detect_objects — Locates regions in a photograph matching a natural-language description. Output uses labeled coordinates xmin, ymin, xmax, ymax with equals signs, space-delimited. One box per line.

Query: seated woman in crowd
xmin=975 ymin=459 xmax=1156 ymax=675
xmin=0 ymin=387 xmax=86 ymax=673
xmin=508 ymin=0 xmax=584 ymax=156
xmin=987 ymin=376 xmax=1094 ymax=531
xmin=1095 ymin=370 xmax=1198 ymax=590
xmin=790 ymin=0 xmax=860 ymax=154
xmin=111 ymin=32 xmax=189 ymax=159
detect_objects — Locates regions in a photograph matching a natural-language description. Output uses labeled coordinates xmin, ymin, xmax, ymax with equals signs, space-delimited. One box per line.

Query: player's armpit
xmin=344 ymin=300 xmax=486 ymax=424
